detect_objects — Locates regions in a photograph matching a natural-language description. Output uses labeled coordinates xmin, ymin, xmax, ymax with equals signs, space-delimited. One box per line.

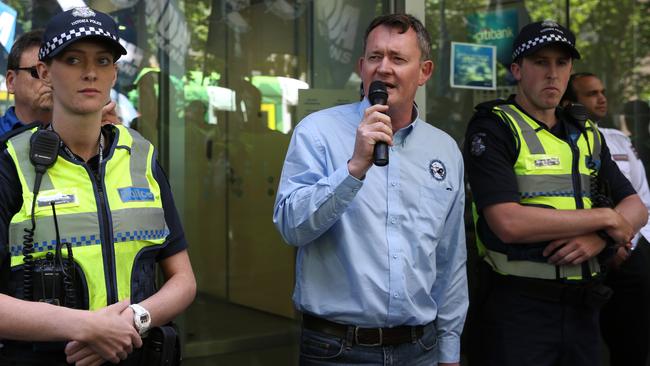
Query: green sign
xmin=467 ymin=8 xmax=519 ymax=66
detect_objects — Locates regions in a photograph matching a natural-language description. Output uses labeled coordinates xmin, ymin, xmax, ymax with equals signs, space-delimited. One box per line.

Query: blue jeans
xmin=299 ymin=323 xmax=438 ymax=366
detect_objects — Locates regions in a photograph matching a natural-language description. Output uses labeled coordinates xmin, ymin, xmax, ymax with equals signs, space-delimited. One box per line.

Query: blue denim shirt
xmin=0 ymin=107 xmax=22 ymax=138
xmin=273 ymin=99 xmax=468 ymax=363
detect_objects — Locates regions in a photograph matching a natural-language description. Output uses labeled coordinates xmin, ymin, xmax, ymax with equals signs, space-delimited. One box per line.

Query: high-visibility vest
xmin=474 ymin=103 xmax=602 ymax=280
xmin=6 ymin=125 xmax=169 ymax=310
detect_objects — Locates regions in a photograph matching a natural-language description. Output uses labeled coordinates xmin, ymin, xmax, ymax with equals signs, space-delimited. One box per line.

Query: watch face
xmin=138 ymin=314 xmax=150 ymax=323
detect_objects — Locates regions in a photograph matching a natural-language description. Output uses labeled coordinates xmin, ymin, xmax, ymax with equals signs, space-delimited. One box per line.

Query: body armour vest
xmin=5 ymin=125 xmax=169 ymax=310
xmin=474 ymin=103 xmax=602 ymax=279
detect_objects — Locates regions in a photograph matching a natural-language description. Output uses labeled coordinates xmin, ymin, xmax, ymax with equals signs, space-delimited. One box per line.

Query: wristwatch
xmin=129 ymin=304 xmax=151 ymax=335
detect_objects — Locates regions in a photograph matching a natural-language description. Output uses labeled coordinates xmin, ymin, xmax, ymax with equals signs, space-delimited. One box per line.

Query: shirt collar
xmin=357 ymin=98 xmax=419 ymax=146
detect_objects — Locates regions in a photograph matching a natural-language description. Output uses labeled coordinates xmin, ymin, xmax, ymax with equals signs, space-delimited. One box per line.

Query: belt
xmin=302 ymin=314 xmax=425 ymax=346
xmin=490 ymin=270 xmax=611 ymax=307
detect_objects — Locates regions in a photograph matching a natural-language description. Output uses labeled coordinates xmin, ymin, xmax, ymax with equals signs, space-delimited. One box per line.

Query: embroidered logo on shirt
xmin=118 ymin=187 xmax=155 ymax=202
xmin=534 ymin=157 xmax=560 ymax=167
xmin=429 ymin=159 xmax=447 ymax=181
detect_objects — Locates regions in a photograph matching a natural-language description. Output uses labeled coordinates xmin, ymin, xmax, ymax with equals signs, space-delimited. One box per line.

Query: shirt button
xmin=391 ymin=182 xmax=397 ymax=187
xmin=390 ymin=217 xmax=397 ymax=224
xmin=393 ymin=255 xmax=398 ymax=259
xmin=393 ymin=293 xmax=398 ymax=298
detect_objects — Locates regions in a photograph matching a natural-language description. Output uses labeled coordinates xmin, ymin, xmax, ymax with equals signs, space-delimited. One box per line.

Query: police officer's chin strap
xmin=23 ymin=129 xmax=60 ymax=301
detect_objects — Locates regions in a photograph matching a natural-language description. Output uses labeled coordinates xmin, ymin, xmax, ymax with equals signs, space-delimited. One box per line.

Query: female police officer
xmin=0 ymin=7 xmax=196 ymax=365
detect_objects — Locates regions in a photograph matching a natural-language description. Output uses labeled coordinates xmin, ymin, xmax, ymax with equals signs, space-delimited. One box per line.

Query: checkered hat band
xmin=512 ymin=34 xmax=571 ymax=60
xmin=39 ymin=26 xmax=118 ymax=59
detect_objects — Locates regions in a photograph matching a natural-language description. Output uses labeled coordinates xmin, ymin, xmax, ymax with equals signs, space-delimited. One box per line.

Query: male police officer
xmin=564 ymin=72 xmax=650 ymax=366
xmin=464 ymin=21 xmax=647 ymax=366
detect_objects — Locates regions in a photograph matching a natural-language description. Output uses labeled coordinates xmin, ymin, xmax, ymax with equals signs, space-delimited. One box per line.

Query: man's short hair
xmin=363 ymin=14 xmax=431 ymax=61
xmin=7 ymin=29 xmax=44 ymax=70
xmin=561 ymin=72 xmax=597 ymax=104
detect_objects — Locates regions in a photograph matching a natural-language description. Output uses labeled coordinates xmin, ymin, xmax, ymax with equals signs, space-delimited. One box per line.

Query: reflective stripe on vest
xmin=7 ymin=125 xmax=168 ymax=310
xmin=474 ymin=104 xmax=602 ymax=280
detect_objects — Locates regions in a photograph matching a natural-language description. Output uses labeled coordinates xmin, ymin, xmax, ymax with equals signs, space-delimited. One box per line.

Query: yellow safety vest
xmin=6 ymin=125 xmax=169 ymax=310
xmin=474 ymin=103 xmax=603 ymax=280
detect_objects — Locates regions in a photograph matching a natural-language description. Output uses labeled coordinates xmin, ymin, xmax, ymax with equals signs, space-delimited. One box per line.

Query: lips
xmin=79 ymin=88 xmax=100 ymax=95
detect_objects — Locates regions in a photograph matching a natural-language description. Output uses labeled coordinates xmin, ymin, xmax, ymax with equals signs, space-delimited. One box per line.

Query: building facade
xmin=1 ymin=0 xmax=649 ymax=364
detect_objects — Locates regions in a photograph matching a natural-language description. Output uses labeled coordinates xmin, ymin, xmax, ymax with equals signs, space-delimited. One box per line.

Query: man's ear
xmin=510 ymin=62 xmax=522 ymax=81
xmin=36 ymin=62 xmax=52 ymax=88
xmin=418 ymin=60 xmax=434 ymax=86
xmin=5 ymin=70 xmax=16 ymax=94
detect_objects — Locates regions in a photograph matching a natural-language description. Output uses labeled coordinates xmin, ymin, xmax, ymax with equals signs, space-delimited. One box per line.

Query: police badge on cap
xmin=39 ymin=7 xmax=127 ymax=61
xmin=511 ymin=20 xmax=580 ymax=62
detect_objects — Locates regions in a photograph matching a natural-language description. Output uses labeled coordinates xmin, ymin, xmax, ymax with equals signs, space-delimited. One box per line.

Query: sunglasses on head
xmin=13 ymin=66 xmax=39 ymax=79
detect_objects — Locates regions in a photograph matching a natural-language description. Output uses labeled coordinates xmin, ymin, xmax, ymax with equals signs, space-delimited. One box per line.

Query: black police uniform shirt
xmin=0 ymin=125 xmax=188 ymax=271
xmin=464 ymin=96 xmax=636 ymax=247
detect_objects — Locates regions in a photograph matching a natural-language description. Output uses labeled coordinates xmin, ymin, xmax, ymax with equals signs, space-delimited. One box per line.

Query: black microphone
xmin=369 ymin=80 xmax=388 ymax=166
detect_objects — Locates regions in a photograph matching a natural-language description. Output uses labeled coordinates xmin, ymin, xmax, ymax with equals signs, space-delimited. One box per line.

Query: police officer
xmin=464 ymin=21 xmax=647 ymax=366
xmin=0 ymin=29 xmax=119 ymax=141
xmin=563 ymin=73 xmax=650 ymax=366
xmin=0 ymin=7 xmax=196 ymax=366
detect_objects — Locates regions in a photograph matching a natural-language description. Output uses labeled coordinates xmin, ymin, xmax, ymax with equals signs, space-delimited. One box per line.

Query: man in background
xmin=0 ymin=29 xmax=51 ymax=136
xmin=564 ymin=72 xmax=650 ymax=366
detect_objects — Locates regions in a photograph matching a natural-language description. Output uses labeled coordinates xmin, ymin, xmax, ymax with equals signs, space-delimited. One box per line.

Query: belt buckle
xmin=354 ymin=326 xmax=382 ymax=346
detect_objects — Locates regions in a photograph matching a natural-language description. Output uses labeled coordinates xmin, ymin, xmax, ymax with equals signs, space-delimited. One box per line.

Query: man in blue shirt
xmin=274 ymin=14 xmax=468 ymax=366
xmin=0 ymin=29 xmax=52 ymax=137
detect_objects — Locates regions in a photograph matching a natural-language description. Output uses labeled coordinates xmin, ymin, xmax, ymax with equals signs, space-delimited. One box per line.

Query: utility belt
xmin=488 ymin=266 xmax=612 ymax=309
xmin=302 ymin=313 xmax=432 ymax=347
xmin=0 ymin=324 xmax=180 ymax=366
xmin=484 ymin=249 xmax=601 ymax=281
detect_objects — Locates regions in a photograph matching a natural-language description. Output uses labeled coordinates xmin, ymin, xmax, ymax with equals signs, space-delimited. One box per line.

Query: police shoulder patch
xmin=470 ymin=133 xmax=486 ymax=157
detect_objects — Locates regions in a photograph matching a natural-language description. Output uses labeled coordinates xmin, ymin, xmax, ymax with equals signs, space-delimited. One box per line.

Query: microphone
xmin=369 ymin=80 xmax=388 ymax=166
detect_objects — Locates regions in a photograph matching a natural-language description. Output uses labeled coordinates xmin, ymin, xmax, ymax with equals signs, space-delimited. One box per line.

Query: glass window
xmin=2 ymin=0 xmax=649 ymax=364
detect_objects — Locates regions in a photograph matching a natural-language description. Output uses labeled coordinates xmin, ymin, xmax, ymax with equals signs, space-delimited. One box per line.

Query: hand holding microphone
xmin=347 ymin=80 xmax=392 ymax=179
xmin=369 ymin=81 xmax=389 ymax=166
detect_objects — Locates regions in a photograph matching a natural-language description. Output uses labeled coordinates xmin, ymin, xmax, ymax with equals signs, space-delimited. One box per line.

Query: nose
xmin=82 ymin=62 xmax=98 ymax=81
xmin=547 ymin=63 xmax=559 ymax=79
xmin=377 ymin=56 xmax=391 ymax=75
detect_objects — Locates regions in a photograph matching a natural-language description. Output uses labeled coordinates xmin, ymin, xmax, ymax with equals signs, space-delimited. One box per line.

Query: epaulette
xmin=474 ymin=98 xmax=508 ymax=112
xmin=0 ymin=121 xmax=42 ymax=150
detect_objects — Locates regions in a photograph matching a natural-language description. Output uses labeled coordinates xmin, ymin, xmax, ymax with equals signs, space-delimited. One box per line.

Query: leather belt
xmin=302 ymin=313 xmax=425 ymax=346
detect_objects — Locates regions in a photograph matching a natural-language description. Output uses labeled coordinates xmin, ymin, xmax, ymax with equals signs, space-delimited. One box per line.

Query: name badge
xmin=526 ymin=154 xmax=562 ymax=170
xmin=119 ymin=187 xmax=155 ymax=202
xmin=36 ymin=189 xmax=79 ymax=208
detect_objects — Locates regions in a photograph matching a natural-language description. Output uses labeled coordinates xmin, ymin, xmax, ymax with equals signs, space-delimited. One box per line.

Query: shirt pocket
xmin=415 ymin=184 xmax=455 ymax=241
